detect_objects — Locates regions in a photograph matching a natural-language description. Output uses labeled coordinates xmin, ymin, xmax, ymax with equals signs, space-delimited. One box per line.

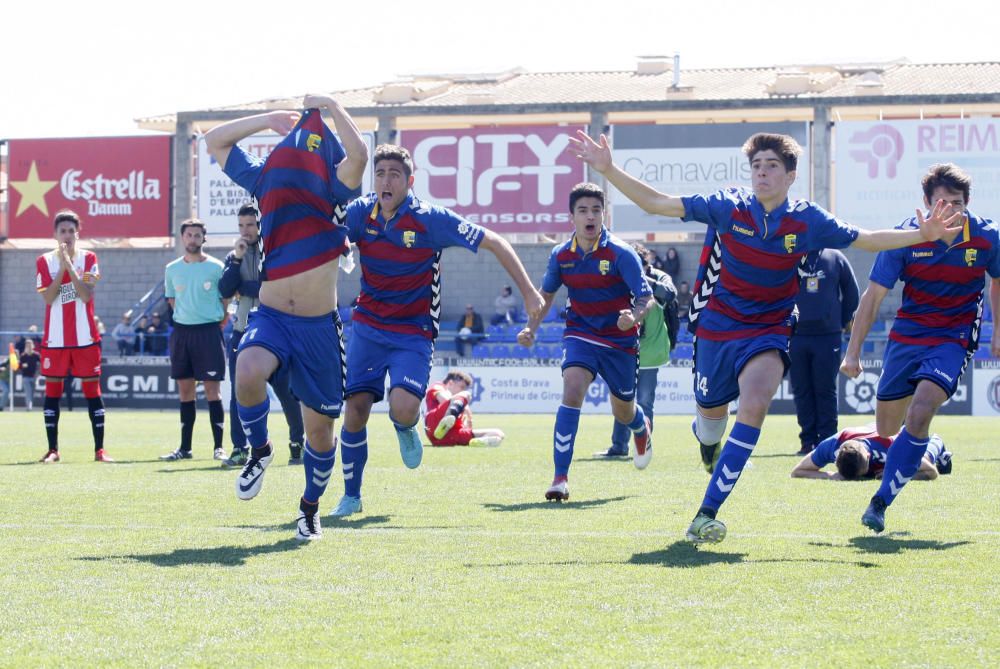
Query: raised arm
xmin=841 ymin=283 xmax=889 ymax=378
xmin=204 ymin=111 xmax=301 ymax=171
xmin=851 ymin=200 xmax=963 ymax=251
xmin=517 ymin=290 xmax=557 ymax=348
xmin=303 ymin=94 xmax=368 ymax=191
xmin=568 ymin=131 xmax=685 ymax=218
xmin=478 ymin=230 xmax=545 ymax=320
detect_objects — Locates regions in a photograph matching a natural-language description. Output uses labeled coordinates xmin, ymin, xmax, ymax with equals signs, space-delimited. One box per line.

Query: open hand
xmin=567 ymin=130 xmax=613 ymax=174
xmin=267 ymin=111 xmax=300 ymax=135
xmin=917 ymin=199 xmax=964 ymax=242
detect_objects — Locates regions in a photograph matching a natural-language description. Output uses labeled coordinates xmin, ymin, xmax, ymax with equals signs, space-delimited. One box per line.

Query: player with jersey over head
xmin=423 ymin=370 xmax=504 ymax=447
xmin=570 ymin=130 xmax=962 ymax=544
xmin=329 ymin=144 xmax=543 ymax=518
xmin=205 ymin=94 xmax=367 ymax=540
xmin=791 ymin=426 xmax=951 ymax=481
xmin=841 ymin=163 xmax=1000 ymax=533
xmin=35 ymin=210 xmax=111 ymax=463
xmin=517 ymin=182 xmax=654 ymax=502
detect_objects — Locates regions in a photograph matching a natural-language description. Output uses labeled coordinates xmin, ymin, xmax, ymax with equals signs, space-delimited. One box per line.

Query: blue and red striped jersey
xmin=870 ymin=212 xmax=1000 ymax=347
xmin=223 ymin=109 xmax=361 ymax=281
xmin=682 ymin=187 xmax=859 ymax=341
xmin=345 ymin=192 xmax=485 ymax=339
xmin=811 ymin=427 xmax=891 ymax=479
xmin=541 ymin=228 xmax=651 ymax=354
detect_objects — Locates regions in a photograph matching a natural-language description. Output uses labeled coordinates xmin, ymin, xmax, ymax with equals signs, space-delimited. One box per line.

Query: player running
xmin=35 ymin=210 xmax=111 ymax=463
xmin=205 ymin=94 xmax=367 ymax=540
xmin=517 ymin=182 xmax=654 ymax=502
xmin=424 ymin=370 xmax=504 ymax=448
xmin=841 ymin=163 xmax=1000 ymax=533
xmin=570 ymin=130 xmax=962 ymax=543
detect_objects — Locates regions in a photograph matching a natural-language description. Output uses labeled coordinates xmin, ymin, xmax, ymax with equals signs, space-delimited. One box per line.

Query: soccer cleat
xmin=295 ymin=509 xmax=323 ymax=541
xmin=692 ymin=420 xmax=720 ymax=473
xmin=288 ymin=441 xmax=303 ymax=465
xmin=632 ymin=416 xmax=653 ymax=470
xmin=795 ymin=444 xmax=815 ymax=456
xmin=40 ymin=449 xmax=60 ymax=464
xmin=213 ymin=447 xmax=226 ymax=461
xmin=469 ymin=435 xmax=504 ymax=448
xmin=545 ymin=477 xmax=569 ymax=502
xmin=159 ymin=448 xmax=192 ymax=461
xmin=329 ymin=495 xmax=363 ymax=517
xmin=397 ymin=426 xmax=423 ymax=469
xmin=94 ymin=449 xmax=114 ymax=463
xmin=236 ymin=444 xmax=273 ymax=501
xmin=433 ymin=414 xmax=456 ymax=440
xmin=936 ymin=451 xmax=953 ymax=475
xmin=685 ymin=512 xmax=727 ymax=544
xmin=861 ymin=496 xmax=888 ymax=533
xmin=593 ymin=447 xmax=629 ymax=458
xmin=221 ymin=449 xmax=248 ymax=468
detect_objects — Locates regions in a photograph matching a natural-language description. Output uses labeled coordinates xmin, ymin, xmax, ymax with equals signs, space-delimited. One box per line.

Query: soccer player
xmin=570 ymin=130 xmax=962 ymax=543
xmin=841 ymin=163 xmax=1000 ymax=533
xmin=790 ymin=426 xmax=951 ymax=480
xmin=424 ymin=370 xmax=504 ymax=447
xmin=218 ymin=202 xmax=306 ymax=468
xmin=35 ymin=210 xmax=111 ymax=463
xmin=205 ymin=94 xmax=367 ymax=540
xmin=330 ymin=144 xmax=543 ymax=518
xmin=517 ymin=182 xmax=654 ymax=502
xmin=159 ymin=220 xmax=228 ymax=462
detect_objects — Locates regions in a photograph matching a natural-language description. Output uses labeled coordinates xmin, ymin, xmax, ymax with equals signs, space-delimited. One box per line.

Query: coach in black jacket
xmin=790 ymin=249 xmax=860 ymax=455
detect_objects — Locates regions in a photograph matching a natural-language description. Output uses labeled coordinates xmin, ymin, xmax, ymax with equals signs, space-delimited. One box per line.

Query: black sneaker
xmin=288 ymin=441 xmax=303 ymax=465
xmin=795 ymin=444 xmax=815 ymax=456
xmin=160 ymin=448 xmax=193 ymax=461
xmin=861 ymin=495 xmax=888 ymax=533
xmin=699 ymin=441 xmax=721 ymax=473
xmin=936 ymin=450 xmax=953 ymax=475
xmin=593 ymin=447 xmax=629 ymax=458
xmin=221 ymin=449 xmax=248 ymax=468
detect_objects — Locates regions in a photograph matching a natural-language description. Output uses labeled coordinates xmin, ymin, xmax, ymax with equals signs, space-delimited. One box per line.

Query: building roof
xmin=136 ymin=60 xmax=1000 ymax=132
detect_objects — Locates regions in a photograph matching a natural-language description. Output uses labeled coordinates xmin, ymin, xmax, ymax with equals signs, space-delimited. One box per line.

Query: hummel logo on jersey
xmin=933 ymin=368 xmax=954 ymax=382
xmin=404 ymin=376 xmax=421 ymax=388
xmin=912 ymin=251 xmax=933 ymax=258
xmin=320 ymin=403 xmax=342 ymax=411
xmin=732 ymin=224 xmax=754 ymax=237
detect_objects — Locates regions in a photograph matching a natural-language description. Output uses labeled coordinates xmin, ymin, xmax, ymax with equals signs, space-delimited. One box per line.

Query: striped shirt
xmin=35 ymin=249 xmax=100 ymax=348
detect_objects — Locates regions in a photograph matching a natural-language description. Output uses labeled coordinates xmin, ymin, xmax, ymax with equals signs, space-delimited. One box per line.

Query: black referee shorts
xmin=169 ymin=322 xmax=227 ymax=381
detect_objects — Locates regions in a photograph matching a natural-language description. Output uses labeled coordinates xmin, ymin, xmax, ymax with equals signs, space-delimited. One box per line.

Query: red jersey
xmin=36 ymin=249 xmax=101 ymax=348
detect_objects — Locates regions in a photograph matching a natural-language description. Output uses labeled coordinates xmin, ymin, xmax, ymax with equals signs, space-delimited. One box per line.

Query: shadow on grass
xmin=483 ymin=496 xmax=629 ymax=512
xmin=77 ymin=538 xmax=303 ymax=567
xmin=630 ymin=541 xmax=745 ymax=567
xmin=967 ymin=458 xmax=1000 ymax=462
xmin=156 ymin=466 xmax=233 ymax=473
xmin=848 ymin=534 xmax=972 ymax=554
xmin=746 ymin=453 xmax=798 ymax=459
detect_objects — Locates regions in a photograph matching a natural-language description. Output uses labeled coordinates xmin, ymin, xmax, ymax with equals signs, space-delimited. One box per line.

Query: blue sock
xmin=627 ymin=405 xmax=647 ymax=434
xmin=302 ymin=441 xmax=336 ymax=503
xmin=236 ymin=397 xmax=270 ymax=449
xmin=874 ymin=427 xmax=929 ymax=507
xmin=553 ymin=405 xmax=581 ymax=478
xmin=701 ymin=422 xmax=760 ymax=513
xmin=392 ymin=417 xmax=419 ymax=436
xmin=340 ymin=427 xmax=368 ymax=499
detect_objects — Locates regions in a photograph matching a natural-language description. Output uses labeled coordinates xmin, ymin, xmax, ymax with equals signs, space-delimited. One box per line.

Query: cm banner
xmin=99 ymin=360 xmax=227 ymax=408
xmin=837 ymin=357 xmax=972 ymax=415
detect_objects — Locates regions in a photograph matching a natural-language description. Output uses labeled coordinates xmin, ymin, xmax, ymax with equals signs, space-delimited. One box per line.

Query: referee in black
xmin=160 ymin=220 xmax=229 ymax=461
xmin=790 ymin=248 xmax=860 ymax=455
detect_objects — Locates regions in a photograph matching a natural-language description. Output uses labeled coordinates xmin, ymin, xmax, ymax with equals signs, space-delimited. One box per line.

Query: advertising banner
xmin=834 ymin=119 xmax=1000 ymax=229
xmin=971 ymin=359 xmax=1000 ymax=416
xmin=196 ymin=131 xmax=375 ymax=236
xmin=837 ymin=357 xmax=972 ymax=415
xmin=399 ymin=125 xmax=586 ymax=234
xmin=609 ymin=122 xmax=811 ymax=234
xmin=7 ymin=136 xmax=172 ymax=238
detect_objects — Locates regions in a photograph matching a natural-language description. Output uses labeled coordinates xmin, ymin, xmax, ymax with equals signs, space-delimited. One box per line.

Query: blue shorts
xmin=562 ymin=336 xmax=638 ymax=402
xmin=238 ymin=305 xmax=344 ymax=418
xmin=877 ymin=339 xmax=970 ymax=401
xmin=345 ymin=321 xmax=434 ymax=402
xmin=694 ymin=334 xmax=790 ymax=408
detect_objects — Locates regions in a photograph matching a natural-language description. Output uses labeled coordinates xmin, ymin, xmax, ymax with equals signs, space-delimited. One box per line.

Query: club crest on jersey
xmin=203 ymin=281 xmax=213 ymax=291
xmin=402 ymin=230 xmax=416 ymax=248
xmin=599 ymin=259 xmax=610 ymax=275
xmin=783 ymin=234 xmax=796 ymax=253
xmin=306 ymin=133 xmax=322 ymax=152
xmin=965 ymin=249 xmax=978 ymax=266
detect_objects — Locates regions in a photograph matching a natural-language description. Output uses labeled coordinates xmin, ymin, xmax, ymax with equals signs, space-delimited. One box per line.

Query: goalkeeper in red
xmin=423 ymin=370 xmax=504 ymax=447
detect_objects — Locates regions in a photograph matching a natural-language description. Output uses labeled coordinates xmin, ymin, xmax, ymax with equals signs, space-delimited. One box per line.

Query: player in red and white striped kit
xmin=35 ymin=210 xmax=111 ymax=463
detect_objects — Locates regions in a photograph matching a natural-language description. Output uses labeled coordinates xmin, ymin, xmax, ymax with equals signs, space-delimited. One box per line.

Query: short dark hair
xmin=569 ymin=182 xmax=605 ymax=212
xmin=835 ymin=441 xmax=868 ymax=480
xmin=630 ymin=241 xmax=652 ymax=269
xmin=180 ymin=218 xmax=207 ymax=236
xmin=237 ymin=202 xmax=259 ymax=218
xmin=921 ymin=163 xmax=971 ymax=204
xmin=742 ymin=133 xmax=802 ymax=172
xmin=444 ymin=370 xmax=473 ymax=387
xmin=373 ymin=144 xmax=414 ymax=179
xmin=53 ymin=209 xmax=81 ymax=230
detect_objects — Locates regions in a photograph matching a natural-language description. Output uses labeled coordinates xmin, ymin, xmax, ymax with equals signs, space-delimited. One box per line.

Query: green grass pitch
xmin=1 ymin=410 xmax=998 ymax=667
